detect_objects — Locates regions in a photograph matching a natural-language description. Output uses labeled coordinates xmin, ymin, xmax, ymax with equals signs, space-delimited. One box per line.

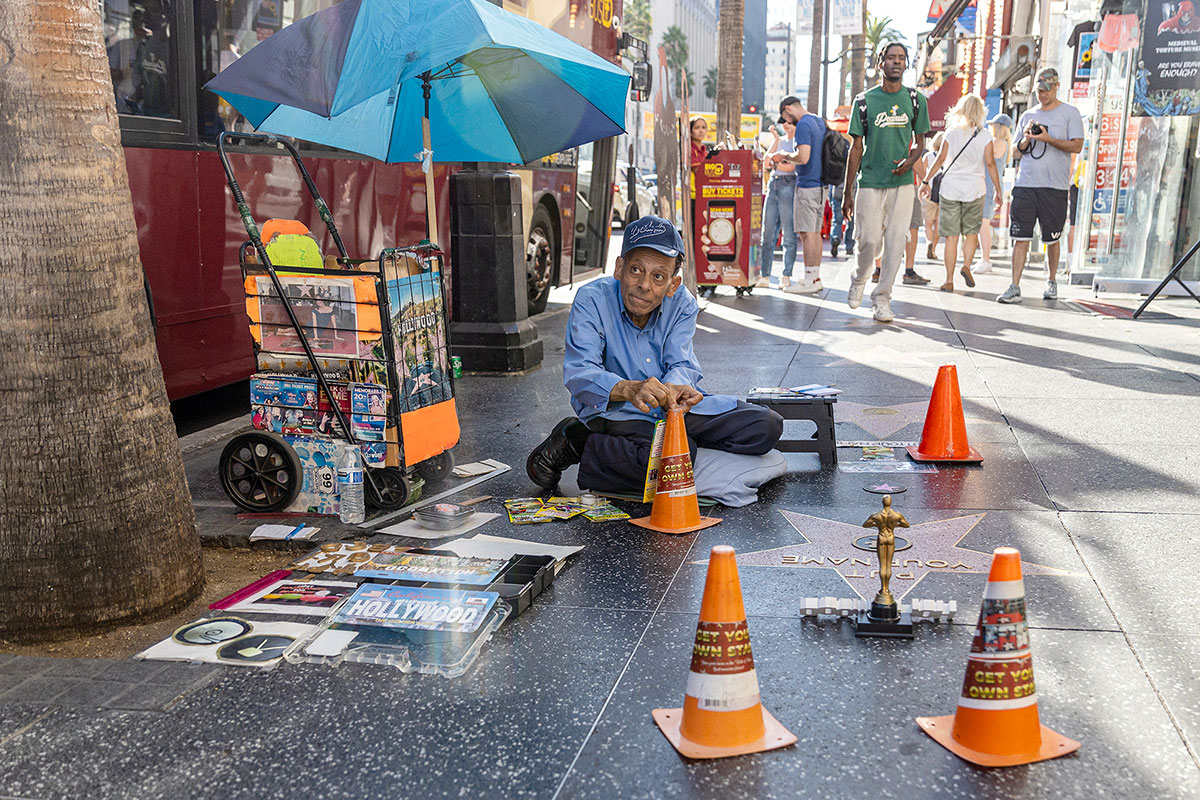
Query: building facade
xmin=764 ymin=21 xmax=795 ymax=111
xmin=742 ymin=0 xmax=768 ymax=113
xmin=651 ymin=0 xmax=720 ymax=112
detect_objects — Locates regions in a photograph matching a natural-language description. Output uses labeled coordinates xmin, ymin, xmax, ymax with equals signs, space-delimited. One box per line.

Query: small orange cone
xmin=906 ymin=364 xmax=983 ymax=463
xmin=631 ymin=408 xmax=721 ymax=534
xmin=916 ymin=547 xmax=1080 ymax=767
xmin=653 ymin=546 xmax=796 ymax=759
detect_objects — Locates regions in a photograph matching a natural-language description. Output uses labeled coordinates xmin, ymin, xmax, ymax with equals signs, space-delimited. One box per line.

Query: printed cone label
xmin=684 ymin=620 xmax=760 ymax=712
xmin=960 ymin=589 xmax=1037 ymax=710
xmin=657 ymin=453 xmax=697 ymax=498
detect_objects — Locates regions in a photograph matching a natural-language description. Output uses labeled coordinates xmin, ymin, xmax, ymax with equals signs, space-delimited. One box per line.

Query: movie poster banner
xmin=1136 ymin=1 xmax=1200 ymax=116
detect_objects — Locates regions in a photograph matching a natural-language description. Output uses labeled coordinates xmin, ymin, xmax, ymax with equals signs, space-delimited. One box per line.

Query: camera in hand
xmin=1029 ymin=122 xmax=1045 ymax=135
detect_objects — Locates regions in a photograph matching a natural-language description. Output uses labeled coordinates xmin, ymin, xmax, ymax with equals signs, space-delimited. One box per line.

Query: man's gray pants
xmin=851 ymin=186 xmax=914 ymax=303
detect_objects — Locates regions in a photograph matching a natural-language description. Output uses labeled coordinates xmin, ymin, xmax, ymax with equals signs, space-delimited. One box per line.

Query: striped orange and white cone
xmin=652 ymin=545 xmax=796 ymax=759
xmin=916 ymin=547 xmax=1080 ymax=767
xmin=631 ymin=407 xmax=720 ymax=534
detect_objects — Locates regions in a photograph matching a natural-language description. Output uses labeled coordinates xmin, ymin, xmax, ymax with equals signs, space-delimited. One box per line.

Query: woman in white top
xmin=921 ymin=94 xmax=1004 ymax=292
xmin=975 ymin=116 xmax=1013 ymax=274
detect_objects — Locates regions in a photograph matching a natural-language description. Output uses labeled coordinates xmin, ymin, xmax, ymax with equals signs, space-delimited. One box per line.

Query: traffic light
xmin=631 ymin=60 xmax=651 ymax=102
xmin=745 ymin=104 xmax=758 ymax=114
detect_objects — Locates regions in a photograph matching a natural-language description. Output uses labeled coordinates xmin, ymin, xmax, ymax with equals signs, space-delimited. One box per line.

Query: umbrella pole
xmin=422 ymin=72 xmax=438 ymax=246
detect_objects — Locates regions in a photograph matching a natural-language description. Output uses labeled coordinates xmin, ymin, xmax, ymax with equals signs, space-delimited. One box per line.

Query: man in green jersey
xmin=842 ymin=43 xmax=931 ymax=323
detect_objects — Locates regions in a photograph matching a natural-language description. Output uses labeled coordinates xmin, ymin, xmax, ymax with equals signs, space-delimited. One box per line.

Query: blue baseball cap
xmin=988 ymin=113 xmax=1015 ymax=129
xmin=621 ymin=215 xmax=686 ymax=258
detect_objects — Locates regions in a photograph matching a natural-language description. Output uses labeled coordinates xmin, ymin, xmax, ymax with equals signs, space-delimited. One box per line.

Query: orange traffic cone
xmin=653 ymin=546 xmax=796 ymax=759
xmin=916 ymin=547 xmax=1080 ymax=767
xmin=631 ymin=408 xmax=721 ymax=534
xmin=906 ymin=364 xmax=983 ymax=463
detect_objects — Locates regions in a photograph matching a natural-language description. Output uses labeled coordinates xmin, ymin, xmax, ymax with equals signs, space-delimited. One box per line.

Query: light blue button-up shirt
xmin=563 ymin=277 xmax=737 ymax=423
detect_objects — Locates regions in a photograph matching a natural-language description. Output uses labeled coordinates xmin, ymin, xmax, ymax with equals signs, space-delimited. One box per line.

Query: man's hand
xmin=612 ymin=378 xmax=702 ymax=413
xmin=842 ymin=192 xmax=855 ymax=222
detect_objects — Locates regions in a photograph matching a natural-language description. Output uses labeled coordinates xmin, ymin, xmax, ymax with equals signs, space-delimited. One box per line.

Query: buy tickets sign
xmin=693 ymin=149 xmax=753 ymax=286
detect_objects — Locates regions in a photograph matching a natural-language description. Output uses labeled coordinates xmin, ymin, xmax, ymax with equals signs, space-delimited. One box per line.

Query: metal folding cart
xmin=215 ymin=132 xmax=459 ymax=514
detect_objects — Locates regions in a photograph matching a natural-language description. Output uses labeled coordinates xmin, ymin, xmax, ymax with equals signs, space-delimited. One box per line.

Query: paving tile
xmin=106 ymin=681 xmax=200 ymax=711
xmin=0 ymin=607 xmax=650 ymax=800
xmin=42 ymin=658 xmax=120 ymax=679
xmin=53 ymin=680 xmax=132 ymax=708
xmin=1 ymin=678 xmax=69 ymax=705
xmin=93 ymin=660 xmax=168 ymax=684
xmin=0 ymin=657 xmax=58 ymax=677
xmin=1026 ymin=444 xmax=1200 ymax=513
xmin=557 ymin=619 xmax=1200 ymax=799
xmin=975 ymin=361 xmax=1200 ymax=400
xmin=1060 ymin=512 xmax=1200 ymax=637
xmin=1002 ymin=397 xmax=1200 ymax=445
xmin=1128 ymin=634 xmax=1200 ymax=753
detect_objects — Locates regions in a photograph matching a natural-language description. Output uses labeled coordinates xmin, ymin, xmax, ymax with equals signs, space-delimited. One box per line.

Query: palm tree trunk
xmin=850 ymin=2 xmax=867 ymax=97
xmin=0 ymin=0 xmax=203 ymax=639
xmin=807 ymin=0 xmax=825 ymax=111
xmin=838 ymin=41 xmax=850 ymax=107
xmin=716 ymin=0 xmax=744 ymax=142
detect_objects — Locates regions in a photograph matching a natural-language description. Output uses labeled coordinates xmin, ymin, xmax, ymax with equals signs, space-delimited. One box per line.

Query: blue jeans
xmin=760 ymin=177 xmax=797 ymax=278
xmin=831 ymin=184 xmax=855 ymax=251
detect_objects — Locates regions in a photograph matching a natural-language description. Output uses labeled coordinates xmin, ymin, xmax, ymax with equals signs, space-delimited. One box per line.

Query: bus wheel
xmin=365 ymin=467 xmax=411 ymax=511
xmin=527 ymin=204 xmax=557 ymax=315
xmin=218 ymin=431 xmax=302 ymax=513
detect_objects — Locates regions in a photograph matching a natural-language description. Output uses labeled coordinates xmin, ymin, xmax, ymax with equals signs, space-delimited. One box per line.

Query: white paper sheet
xmin=433 ymin=533 xmax=583 ymax=563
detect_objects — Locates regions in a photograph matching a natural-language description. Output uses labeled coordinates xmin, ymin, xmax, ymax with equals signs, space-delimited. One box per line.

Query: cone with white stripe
xmin=916 ymin=547 xmax=1080 ymax=767
xmin=652 ymin=545 xmax=796 ymax=759
xmin=631 ymin=407 xmax=721 ymax=534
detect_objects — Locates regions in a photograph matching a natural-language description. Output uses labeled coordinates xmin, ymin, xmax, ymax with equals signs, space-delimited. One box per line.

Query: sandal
xmin=960 ymin=266 xmax=976 ymax=288
xmin=939 ymin=282 xmax=955 ymax=292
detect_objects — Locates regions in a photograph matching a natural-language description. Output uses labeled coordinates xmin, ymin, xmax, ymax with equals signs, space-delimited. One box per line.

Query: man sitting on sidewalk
xmin=526 ymin=216 xmax=783 ymax=493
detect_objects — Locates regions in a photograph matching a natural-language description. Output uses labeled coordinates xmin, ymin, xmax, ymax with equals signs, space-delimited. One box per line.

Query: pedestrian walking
xmin=842 ymin=43 xmax=931 ymax=323
xmin=902 ymin=172 xmax=932 ymax=286
xmin=774 ymin=95 xmax=828 ymax=294
xmin=974 ymin=114 xmax=1013 ymax=275
xmin=920 ymin=132 xmax=944 ymax=260
xmin=996 ymin=68 xmax=1085 ymax=303
xmin=830 ymin=180 xmax=855 ymax=257
xmin=757 ymin=117 xmax=799 ymax=289
xmin=920 ymin=94 xmax=1003 ymax=292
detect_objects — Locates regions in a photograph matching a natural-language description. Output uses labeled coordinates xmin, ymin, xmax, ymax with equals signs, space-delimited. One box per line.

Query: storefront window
xmin=1077 ymin=15 xmax=1200 ymax=282
xmin=104 ymin=0 xmax=179 ymax=120
xmin=196 ymin=0 xmax=344 ymax=140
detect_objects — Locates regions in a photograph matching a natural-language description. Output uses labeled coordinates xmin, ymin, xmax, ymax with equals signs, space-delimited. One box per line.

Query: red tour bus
xmin=104 ymin=0 xmax=622 ymax=400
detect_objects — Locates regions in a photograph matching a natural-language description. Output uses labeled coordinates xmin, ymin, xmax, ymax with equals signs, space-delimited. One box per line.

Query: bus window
xmin=104 ymin=1 xmax=178 ymax=120
xmin=197 ymin=0 xmax=345 ymax=142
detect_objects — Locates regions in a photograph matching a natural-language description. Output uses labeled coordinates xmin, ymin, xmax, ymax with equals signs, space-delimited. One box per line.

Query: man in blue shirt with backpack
xmin=773 ymin=96 xmax=828 ymax=294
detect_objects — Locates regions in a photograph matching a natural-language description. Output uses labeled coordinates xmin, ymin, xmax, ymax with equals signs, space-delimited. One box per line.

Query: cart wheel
xmin=219 ymin=431 xmax=302 ymax=513
xmin=365 ymin=467 xmax=411 ymax=511
xmin=417 ymin=450 xmax=455 ymax=485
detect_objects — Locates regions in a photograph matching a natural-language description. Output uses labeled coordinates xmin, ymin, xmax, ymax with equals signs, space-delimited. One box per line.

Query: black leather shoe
xmin=526 ymin=417 xmax=585 ymax=489
xmin=830 ymin=240 xmax=839 ymax=257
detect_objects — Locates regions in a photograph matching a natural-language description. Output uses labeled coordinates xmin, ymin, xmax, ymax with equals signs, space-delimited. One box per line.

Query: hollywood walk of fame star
xmin=723 ymin=510 xmax=1073 ymax=602
xmin=837 ymin=401 xmax=932 ymax=439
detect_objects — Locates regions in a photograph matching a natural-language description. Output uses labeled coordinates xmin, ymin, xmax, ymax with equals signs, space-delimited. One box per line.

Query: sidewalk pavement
xmin=2 ymin=246 xmax=1200 ymax=799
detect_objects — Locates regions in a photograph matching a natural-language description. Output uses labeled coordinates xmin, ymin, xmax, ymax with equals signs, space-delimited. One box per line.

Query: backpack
xmin=855 ymin=87 xmax=922 ymax=139
xmin=820 ymin=125 xmax=849 ymax=186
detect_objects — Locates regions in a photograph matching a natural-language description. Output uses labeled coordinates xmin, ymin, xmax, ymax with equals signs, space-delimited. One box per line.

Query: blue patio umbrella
xmin=206 ymin=0 xmax=630 ymax=242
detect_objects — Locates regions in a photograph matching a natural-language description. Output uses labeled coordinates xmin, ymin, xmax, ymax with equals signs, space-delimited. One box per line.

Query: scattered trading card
xmin=583 ymin=504 xmax=631 ymax=522
xmin=504 ymin=498 xmax=553 ymax=525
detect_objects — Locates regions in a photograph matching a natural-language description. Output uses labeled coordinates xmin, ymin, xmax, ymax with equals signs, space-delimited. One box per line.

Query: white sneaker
xmin=996 ymin=284 xmax=1022 ymax=304
xmin=872 ymin=299 xmax=894 ymax=323
xmin=1043 ymin=279 xmax=1058 ymax=300
xmin=780 ymin=275 xmax=791 ymax=289
xmin=754 ymin=276 xmax=770 ymax=288
xmin=847 ymin=281 xmax=866 ymax=309
xmin=973 ymin=260 xmax=992 ymax=274
xmin=785 ymin=278 xmax=823 ymax=295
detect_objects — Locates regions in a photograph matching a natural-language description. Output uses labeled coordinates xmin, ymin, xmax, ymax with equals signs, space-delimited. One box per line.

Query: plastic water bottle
xmin=336 ymin=444 xmax=365 ymax=524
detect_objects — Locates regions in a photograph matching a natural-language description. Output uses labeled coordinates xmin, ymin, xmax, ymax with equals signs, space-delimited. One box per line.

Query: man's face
xmin=614 ymin=248 xmax=681 ymax=324
xmin=1036 ymin=84 xmax=1057 ymax=105
xmin=879 ymin=47 xmax=908 ymax=81
xmin=781 ymin=103 xmax=801 ymax=123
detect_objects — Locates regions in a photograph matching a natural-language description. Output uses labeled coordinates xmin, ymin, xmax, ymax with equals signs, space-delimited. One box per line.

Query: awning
xmin=924 ymin=76 xmax=965 ymax=132
xmin=926 ymin=0 xmax=974 ymax=53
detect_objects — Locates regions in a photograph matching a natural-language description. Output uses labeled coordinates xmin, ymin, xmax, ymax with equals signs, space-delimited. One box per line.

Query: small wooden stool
xmin=747 ymin=391 xmax=838 ymax=466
